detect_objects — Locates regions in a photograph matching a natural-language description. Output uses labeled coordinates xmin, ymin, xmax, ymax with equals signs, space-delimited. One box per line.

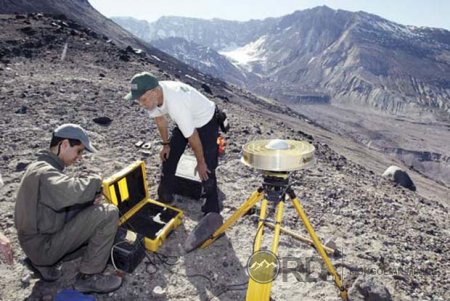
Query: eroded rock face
xmin=115 ymin=7 xmax=450 ymax=118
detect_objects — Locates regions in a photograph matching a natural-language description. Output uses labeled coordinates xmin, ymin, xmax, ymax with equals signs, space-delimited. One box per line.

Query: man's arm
xmin=155 ymin=116 xmax=170 ymax=143
xmin=39 ymin=169 xmax=102 ymax=211
xmin=155 ymin=116 xmax=171 ymax=161
xmin=188 ymin=129 xmax=210 ymax=181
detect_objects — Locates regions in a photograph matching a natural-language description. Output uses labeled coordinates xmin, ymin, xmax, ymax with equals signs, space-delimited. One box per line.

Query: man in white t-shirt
xmin=125 ymin=72 xmax=221 ymax=214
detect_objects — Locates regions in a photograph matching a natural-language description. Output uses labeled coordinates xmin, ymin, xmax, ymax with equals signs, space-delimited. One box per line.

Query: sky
xmin=89 ymin=0 xmax=450 ymax=30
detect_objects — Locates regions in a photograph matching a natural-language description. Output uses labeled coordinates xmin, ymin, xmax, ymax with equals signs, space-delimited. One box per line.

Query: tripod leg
xmin=246 ymin=200 xmax=285 ymax=301
xmin=264 ymin=222 xmax=336 ymax=255
xmin=201 ymin=188 xmax=264 ymax=249
xmin=270 ymin=200 xmax=284 ymax=254
xmin=252 ymin=197 xmax=269 ymax=251
xmin=289 ymin=191 xmax=348 ymax=300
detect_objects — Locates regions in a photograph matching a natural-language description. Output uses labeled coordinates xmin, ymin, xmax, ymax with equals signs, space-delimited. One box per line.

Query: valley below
xmin=288 ymin=102 xmax=450 ymax=202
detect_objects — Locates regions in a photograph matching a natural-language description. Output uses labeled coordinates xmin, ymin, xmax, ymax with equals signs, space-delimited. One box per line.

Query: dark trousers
xmin=158 ymin=115 xmax=220 ymax=213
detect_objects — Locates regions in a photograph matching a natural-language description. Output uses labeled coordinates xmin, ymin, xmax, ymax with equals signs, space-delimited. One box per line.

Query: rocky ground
xmin=0 ymin=14 xmax=449 ymax=301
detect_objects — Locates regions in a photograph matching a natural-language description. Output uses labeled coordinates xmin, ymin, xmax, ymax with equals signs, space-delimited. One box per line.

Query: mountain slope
xmin=254 ymin=7 xmax=450 ymax=118
xmin=0 ymin=3 xmax=449 ymax=301
xmin=0 ymin=0 xmax=136 ymax=46
xmin=1 ymin=15 xmax=448 ymax=301
xmin=114 ymin=7 xmax=450 ymax=119
xmin=0 ymin=0 xmax=213 ymax=75
xmin=112 ymin=15 xmax=272 ymax=87
xmin=113 ymin=7 xmax=450 ymax=186
xmin=150 ymin=37 xmax=250 ymax=86
xmin=113 ymin=15 xmax=276 ymax=51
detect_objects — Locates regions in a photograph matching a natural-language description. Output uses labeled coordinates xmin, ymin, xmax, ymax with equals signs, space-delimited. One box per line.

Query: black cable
xmin=252 ymin=222 xmax=265 ymax=254
xmin=251 ymin=180 xmax=294 ymax=254
xmin=114 ymin=206 xmax=159 ymax=275
xmin=207 ymin=282 xmax=249 ymax=301
xmin=114 ymin=207 xmax=219 ymax=290
xmin=150 ymin=237 xmax=249 ymax=298
xmin=110 ymin=180 xmax=288 ymax=298
xmin=154 ymin=251 xmax=179 ymax=266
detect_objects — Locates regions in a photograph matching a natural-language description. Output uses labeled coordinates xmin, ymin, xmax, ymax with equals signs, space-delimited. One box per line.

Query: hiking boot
xmin=74 ymin=273 xmax=123 ymax=294
xmin=24 ymin=258 xmax=62 ymax=282
xmin=157 ymin=188 xmax=175 ymax=205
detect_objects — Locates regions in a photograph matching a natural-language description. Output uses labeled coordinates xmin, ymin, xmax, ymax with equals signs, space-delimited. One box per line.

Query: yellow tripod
xmin=201 ymin=172 xmax=348 ymax=301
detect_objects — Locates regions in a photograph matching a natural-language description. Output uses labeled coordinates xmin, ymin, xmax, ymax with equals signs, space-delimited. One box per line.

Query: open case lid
xmin=102 ymin=161 xmax=149 ymax=215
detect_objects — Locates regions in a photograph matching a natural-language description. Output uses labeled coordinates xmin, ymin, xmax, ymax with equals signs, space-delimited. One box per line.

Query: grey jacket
xmin=14 ymin=150 xmax=101 ymax=252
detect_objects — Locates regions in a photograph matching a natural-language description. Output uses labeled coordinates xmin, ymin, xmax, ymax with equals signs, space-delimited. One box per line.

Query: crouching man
xmin=14 ymin=124 xmax=122 ymax=293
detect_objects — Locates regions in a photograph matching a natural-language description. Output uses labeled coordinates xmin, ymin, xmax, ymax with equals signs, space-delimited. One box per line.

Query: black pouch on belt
xmin=214 ymin=106 xmax=230 ymax=133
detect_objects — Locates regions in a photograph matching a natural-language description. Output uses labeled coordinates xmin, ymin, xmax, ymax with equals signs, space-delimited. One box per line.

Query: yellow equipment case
xmin=102 ymin=160 xmax=183 ymax=252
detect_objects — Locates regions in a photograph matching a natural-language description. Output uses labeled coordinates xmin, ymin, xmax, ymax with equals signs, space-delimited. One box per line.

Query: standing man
xmin=15 ymin=124 xmax=122 ymax=293
xmin=125 ymin=72 xmax=221 ymax=214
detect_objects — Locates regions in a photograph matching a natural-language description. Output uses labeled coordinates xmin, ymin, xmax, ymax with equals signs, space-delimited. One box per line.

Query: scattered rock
xmin=152 ymin=286 xmax=166 ymax=297
xmin=216 ymin=95 xmax=230 ymax=103
xmin=119 ymin=53 xmax=130 ymax=61
xmin=21 ymin=274 xmax=31 ymax=286
xmin=348 ymin=275 xmax=392 ymax=301
xmin=125 ymin=45 xmax=143 ymax=55
xmin=92 ymin=116 xmax=112 ymax=126
xmin=20 ymin=26 xmax=36 ymax=36
xmin=15 ymin=105 xmax=27 ymax=114
xmin=201 ymin=83 xmax=213 ymax=94
xmin=16 ymin=162 xmax=29 ymax=172
xmin=324 ymin=238 xmax=338 ymax=251
xmin=382 ymin=165 xmax=416 ymax=191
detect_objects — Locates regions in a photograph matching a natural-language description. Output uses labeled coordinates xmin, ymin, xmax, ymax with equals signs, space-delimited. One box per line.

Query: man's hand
xmin=93 ymin=193 xmax=103 ymax=205
xmin=0 ymin=232 xmax=13 ymax=265
xmin=160 ymin=145 xmax=170 ymax=161
xmin=155 ymin=116 xmax=170 ymax=161
xmin=195 ymin=161 xmax=210 ymax=181
xmin=187 ymin=129 xmax=210 ymax=181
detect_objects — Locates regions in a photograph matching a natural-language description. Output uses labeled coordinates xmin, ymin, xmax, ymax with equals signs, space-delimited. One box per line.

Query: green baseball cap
xmin=124 ymin=72 xmax=159 ymax=101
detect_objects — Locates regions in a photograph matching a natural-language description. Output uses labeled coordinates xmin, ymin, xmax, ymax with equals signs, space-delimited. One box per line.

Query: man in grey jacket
xmin=14 ymin=124 xmax=122 ymax=293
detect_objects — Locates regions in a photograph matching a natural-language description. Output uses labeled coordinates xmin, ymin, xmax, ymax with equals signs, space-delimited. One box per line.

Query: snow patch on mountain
xmin=220 ymin=36 xmax=267 ymax=71
xmin=374 ymin=20 xmax=418 ymax=38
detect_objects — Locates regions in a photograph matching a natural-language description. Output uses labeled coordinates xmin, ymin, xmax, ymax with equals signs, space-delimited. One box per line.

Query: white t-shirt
xmin=148 ymin=81 xmax=215 ymax=138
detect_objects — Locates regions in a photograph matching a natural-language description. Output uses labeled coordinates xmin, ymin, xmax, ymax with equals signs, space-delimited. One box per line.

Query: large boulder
xmin=382 ymin=165 xmax=416 ymax=191
xmin=348 ymin=275 xmax=393 ymax=301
